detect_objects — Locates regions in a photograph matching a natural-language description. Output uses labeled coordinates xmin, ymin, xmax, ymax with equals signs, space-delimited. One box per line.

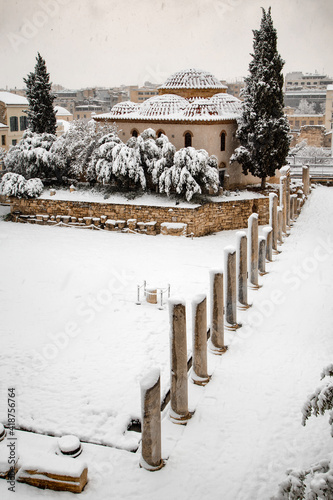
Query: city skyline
xmin=0 ymin=0 xmax=332 ymax=90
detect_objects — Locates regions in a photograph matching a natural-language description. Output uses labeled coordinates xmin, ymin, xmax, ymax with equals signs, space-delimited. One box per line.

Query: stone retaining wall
xmin=10 ymin=196 xmax=270 ymax=236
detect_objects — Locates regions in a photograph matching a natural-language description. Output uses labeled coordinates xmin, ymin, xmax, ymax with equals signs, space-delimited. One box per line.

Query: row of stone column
xmin=140 ymin=168 xmax=307 ymax=471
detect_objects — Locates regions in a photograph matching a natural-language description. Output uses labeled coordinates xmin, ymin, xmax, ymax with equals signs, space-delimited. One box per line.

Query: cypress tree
xmin=231 ymin=8 xmax=290 ymax=189
xmin=24 ymin=53 xmax=57 ymax=135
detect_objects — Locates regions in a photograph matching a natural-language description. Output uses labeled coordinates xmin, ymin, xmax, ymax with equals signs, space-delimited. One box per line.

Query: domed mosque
xmin=94 ymin=68 xmax=256 ymax=188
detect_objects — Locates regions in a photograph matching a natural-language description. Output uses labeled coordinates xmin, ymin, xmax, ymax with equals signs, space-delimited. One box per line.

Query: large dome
xmin=110 ymin=101 xmax=140 ymax=115
xmin=210 ymin=93 xmax=243 ymax=115
xmin=138 ymin=94 xmax=189 ymax=117
xmin=159 ymin=69 xmax=227 ymax=90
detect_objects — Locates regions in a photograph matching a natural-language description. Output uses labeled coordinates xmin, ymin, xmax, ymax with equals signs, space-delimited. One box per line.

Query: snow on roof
xmin=110 ymin=101 xmax=140 ymax=115
xmin=56 ymin=119 xmax=71 ymax=132
xmin=0 ymin=91 xmax=28 ymax=106
xmin=327 ymin=84 xmax=333 ymax=91
xmin=158 ymin=69 xmax=227 ymax=90
xmin=54 ymin=105 xmax=72 ymax=116
xmin=183 ymin=98 xmax=219 ymax=118
xmin=0 ymin=123 xmax=8 ymax=128
xmin=94 ymin=92 xmax=241 ymax=123
xmin=138 ymin=94 xmax=189 ymax=117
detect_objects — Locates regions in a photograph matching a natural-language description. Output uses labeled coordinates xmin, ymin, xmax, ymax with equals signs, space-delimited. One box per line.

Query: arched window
xmin=184 ymin=131 xmax=192 ymax=148
xmin=220 ymin=131 xmax=226 ymax=151
xmin=156 ymin=130 xmax=165 ymax=138
xmin=131 ymin=129 xmax=139 ymax=137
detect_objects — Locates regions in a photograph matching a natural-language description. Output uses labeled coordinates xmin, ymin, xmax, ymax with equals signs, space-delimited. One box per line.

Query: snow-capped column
xmin=236 ymin=231 xmax=250 ymax=310
xmin=286 ymin=174 xmax=291 ymax=228
xmin=302 ymin=165 xmax=310 ymax=197
xmin=277 ymin=207 xmax=283 ymax=244
xmin=280 ymin=176 xmax=287 ymax=234
xmin=248 ymin=213 xmax=260 ymax=289
xmin=258 ymin=236 xmax=267 ymax=275
xmin=224 ymin=246 xmax=241 ymax=330
xmin=140 ymin=369 xmax=163 ymax=471
xmin=269 ymin=193 xmax=278 ymax=253
xmin=169 ymin=299 xmax=192 ymax=424
xmin=191 ymin=295 xmax=210 ymax=386
xmin=290 ymin=194 xmax=297 ymax=222
xmin=209 ymin=270 xmax=227 ymax=354
xmin=262 ymin=226 xmax=273 ymax=262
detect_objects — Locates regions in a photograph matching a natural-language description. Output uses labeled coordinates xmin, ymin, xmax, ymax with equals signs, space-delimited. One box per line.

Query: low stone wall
xmin=9 ymin=196 xmax=269 ymax=236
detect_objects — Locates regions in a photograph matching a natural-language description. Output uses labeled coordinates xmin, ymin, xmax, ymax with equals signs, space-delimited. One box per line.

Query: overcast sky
xmin=0 ymin=0 xmax=332 ymax=90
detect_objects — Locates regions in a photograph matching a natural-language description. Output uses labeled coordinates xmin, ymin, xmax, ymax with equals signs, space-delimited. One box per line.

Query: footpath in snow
xmin=0 ymin=186 xmax=332 ymax=499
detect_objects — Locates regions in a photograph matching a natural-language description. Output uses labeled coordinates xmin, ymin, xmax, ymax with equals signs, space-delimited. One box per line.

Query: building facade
xmin=94 ymin=68 xmax=268 ymax=188
xmin=0 ymin=91 xmax=29 ymax=149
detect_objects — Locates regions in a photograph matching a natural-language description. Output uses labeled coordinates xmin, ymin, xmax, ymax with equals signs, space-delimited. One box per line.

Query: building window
xmin=310 ymin=120 xmax=314 ymax=125
xmin=10 ymin=116 xmax=18 ymax=132
xmin=295 ymin=120 xmax=300 ymax=128
xmin=184 ymin=131 xmax=192 ymax=147
xmin=220 ymin=131 xmax=226 ymax=151
xmin=77 ymin=114 xmax=80 ymax=119
xmin=1 ymin=135 xmax=5 ymax=146
xmin=20 ymin=116 xmax=28 ymax=131
xmin=302 ymin=121 xmax=306 ymax=126
xmin=156 ymin=130 xmax=165 ymax=138
xmin=12 ymin=139 xmax=17 ymax=146
xmin=131 ymin=129 xmax=139 ymax=137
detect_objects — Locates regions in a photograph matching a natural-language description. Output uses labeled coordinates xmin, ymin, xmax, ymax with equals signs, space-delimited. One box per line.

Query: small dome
xmin=183 ymin=98 xmax=220 ymax=118
xmin=110 ymin=101 xmax=140 ymax=115
xmin=210 ymin=93 xmax=243 ymax=114
xmin=138 ymin=94 xmax=189 ymax=117
xmin=159 ymin=69 xmax=227 ymax=90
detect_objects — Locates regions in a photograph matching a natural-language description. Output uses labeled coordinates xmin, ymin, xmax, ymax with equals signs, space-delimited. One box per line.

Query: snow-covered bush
xmin=87 ymin=132 xmax=122 ymax=182
xmin=111 ymin=143 xmax=146 ymax=190
xmin=273 ymin=365 xmax=333 ymax=500
xmin=127 ymin=128 xmax=175 ymax=189
xmin=294 ymin=99 xmax=316 ymax=115
xmin=24 ymin=177 xmax=44 ymax=198
xmin=52 ymin=120 xmax=117 ymax=181
xmin=159 ymin=147 xmax=219 ymax=201
xmin=0 ymin=172 xmax=44 ymax=199
xmin=4 ymin=130 xmax=56 ymax=179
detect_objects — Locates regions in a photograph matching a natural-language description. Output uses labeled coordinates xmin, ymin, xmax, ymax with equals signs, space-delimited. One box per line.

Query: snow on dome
xmin=0 ymin=91 xmax=28 ymax=106
xmin=54 ymin=105 xmax=72 ymax=116
xmin=138 ymin=94 xmax=189 ymax=117
xmin=159 ymin=69 xmax=227 ymax=90
xmin=210 ymin=93 xmax=243 ymax=115
xmin=111 ymin=101 xmax=140 ymax=115
xmin=183 ymin=98 xmax=219 ymax=118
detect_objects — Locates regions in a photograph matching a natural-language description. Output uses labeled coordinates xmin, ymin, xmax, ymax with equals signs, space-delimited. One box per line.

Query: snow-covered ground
xmin=0 ymin=185 xmax=332 ymax=499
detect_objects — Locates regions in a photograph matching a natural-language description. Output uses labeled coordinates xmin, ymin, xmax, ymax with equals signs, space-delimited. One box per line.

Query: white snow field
xmin=0 ymin=185 xmax=332 ymax=499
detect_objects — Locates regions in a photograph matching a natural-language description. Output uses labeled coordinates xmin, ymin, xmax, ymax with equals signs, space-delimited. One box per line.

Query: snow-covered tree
xmin=4 ymin=130 xmax=56 ymax=179
xmin=159 ymin=147 xmax=219 ymax=201
xmin=87 ymin=132 xmax=122 ymax=182
xmin=273 ymin=365 xmax=333 ymax=500
xmin=231 ymin=8 xmax=290 ymax=189
xmin=0 ymin=172 xmax=43 ymax=198
xmin=51 ymin=120 xmax=117 ymax=181
xmin=0 ymin=147 xmax=6 ymax=170
xmin=289 ymin=141 xmax=331 ymax=164
xmin=294 ymin=99 xmax=316 ymax=115
xmin=111 ymin=143 xmax=146 ymax=190
xmin=127 ymin=128 xmax=176 ymax=189
xmin=24 ymin=53 xmax=57 ymax=134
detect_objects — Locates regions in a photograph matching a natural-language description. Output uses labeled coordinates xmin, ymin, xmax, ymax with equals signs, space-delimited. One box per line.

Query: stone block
xmin=160 ymin=222 xmax=187 ymax=236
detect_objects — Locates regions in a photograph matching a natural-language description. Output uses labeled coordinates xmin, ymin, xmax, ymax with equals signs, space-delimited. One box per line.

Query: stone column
xmin=262 ymin=226 xmax=273 ymax=262
xmin=277 ymin=207 xmax=283 ymax=244
xmin=191 ymin=295 xmax=210 ymax=386
xmin=258 ymin=236 xmax=267 ymax=275
xmin=290 ymin=194 xmax=297 ymax=221
xmin=169 ymin=299 xmax=192 ymax=424
xmin=224 ymin=246 xmax=241 ymax=330
xmin=280 ymin=176 xmax=287 ymax=234
xmin=302 ymin=165 xmax=310 ymax=196
xmin=236 ymin=231 xmax=250 ymax=310
xmin=140 ymin=369 xmax=163 ymax=471
xmin=209 ymin=270 xmax=227 ymax=355
xmin=280 ymin=165 xmax=291 ymax=229
xmin=248 ymin=213 xmax=260 ymax=289
xmin=269 ymin=193 xmax=278 ymax=253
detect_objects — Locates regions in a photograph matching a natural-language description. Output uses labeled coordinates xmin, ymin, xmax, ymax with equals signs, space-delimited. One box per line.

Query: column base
xmin=273 ymin=249 xmax=281 ymax=254
xmin=191 ymin=371 xmax=211 ymax=386
xmin=139 ymin=457 xmax=165 ymax=472
xmin=169 ymin=409 xmax=193 ymax=425
xmin=225 ymin=322 xmax=242 ymax=331
xmin=248 ymin=283 xmax=262 ymax=290
xmin=208 ymin=340 xmax=228 ymax=356
xmin=237 ymin=302 xmax=252 ymax=311
xmin=259 ymin=271 xmax=268 ymax=276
